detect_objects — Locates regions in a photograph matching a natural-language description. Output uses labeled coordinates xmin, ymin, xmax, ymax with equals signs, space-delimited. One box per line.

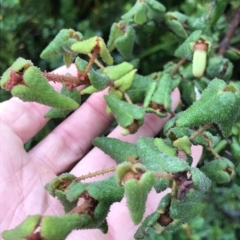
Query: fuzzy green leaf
xmin=88 ymin=69 xmax=110 ymax=90
xmin=87 ymin=176 xmax=124 ymax=203
xmin=154 ymin=138 xmax=177 ymax=156
xmin=176 ymin=78 xmax=240 ymax=137
xmin=151 ymin=73 xmax=172 ymax=112
xmin=40 ymin=214 xmax=85 ymax=240
xmin=190 ymin=168 xmax=212 ymax=193
xmin=65 ymin=181 xmax=88 ymax=202
xmin=173 ymin=136 xmax=192 ymax=155
xmin=45 ymin=84 xmax=81 ymax=118
xmin=207 ymin=56 xmax=233 ymax=81
xmin=71 ymin=36 xmax=97 ymax=54
xmin=93 ymin=137 xmax=138 ymax=164
xmin=114 ymin=69 xmax=137 ymax=92
xmin=104 ymin=95 xmax=145 ymax=129
xmin=200 ymin=158 xmax=235 ymax=184
xmin=40 ymin=29 xmax=82 ymax=59
xmin=55 ymin=190 xmax=78 ymax=212
xmin=164 ymin=12 xmax=188 ymax=38
xmin=11 ymin=67 xmax=79 ymax=110
xmin=146 ymin=0 xmax=166 ymax=22
xmin=125 ymin=171 xmax=155 ymax=224
xmin=104 ymin=62 xmax=134 ymax=80
xmin=127 ymin=74 xmax=153 ymax=103
xmin=2 ymin=215 xmax=41 ymax=240
xmin=115 ymin=26 xmax=135 ymax=59
xmin=136 ymin=138 xmax=170 ymax=192
xmin=107 ymin=20 xmax=129 ymax=51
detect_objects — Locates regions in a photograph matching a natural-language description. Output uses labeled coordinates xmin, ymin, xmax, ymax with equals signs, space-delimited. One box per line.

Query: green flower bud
xmin=192 ymin=42 xmax=208 ymax=78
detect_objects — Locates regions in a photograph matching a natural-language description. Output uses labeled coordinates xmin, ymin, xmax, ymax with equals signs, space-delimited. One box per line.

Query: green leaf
xmin=200 ymin=158 xmax=235 ymax=184
xmin=173 ymin=136 xmax=192 ymax=155
xmin=65 ymin=181 xmax=88 ymax=202
xmin=87 ymin=176 xmax=124 ymax=203
xmin=176 ymin=78 xmax=240 ymax=137
xmin=104 ymin=95 xmax=145 ymax=133
xmin=115 ymin=26 xmax=135 ymax=59
xmin=107 ymin=20 xmax=129 ymax=51
xmin=114 ymin=69 xmax=137 ymax=92
xmin=166 ymin=127 xmax=207 ymax=146
xmin=88 ymin=69 xmax=110 ymax=90
xmin=164 ymin=12 xmax=188 ymax=38
xmin=40 ymin=29 xmax=82 ymax=62
xmin=71 ymin=36 xmax=113 ymax=65
xmin=104 ymin=62 xmax=134 ymax=80
xmin=11 ymin=67 xmax=79 ymax=110
xmin=168 ymin=199 xmax=205 ymax=231
xmin=93 ymin=137 xmax=138 ymax=164
xmin=126 ymin=74 xmax=153 ymax=103
xmin=137 ymin=138 xmax=169 ymax=192
xmin=40 ymin=214 xmax=85 ymax=240
xmin=55 ymin=190 xmax=78 ymax=212
xmin=135 ymin=193 xmax=171 ymax=238
xmin=71 ymin=36 xmax=97 ymax=54
xmin=2 ymin=215 xmax=41 ymax=240
xmin=206 ymin=56 xmax=233 ymax=81
xmin=146 ymin=0 xmax=166 ymax=22
xmin=151 ymin=73 xmax=172 ymax=112
xmin=125 ymin=171 xmax=155 ymax=224
xmin=154 ymin=138 xmax=177 ymax=156
xmin=45 ymin=84 xmax=81 ymax=118
xmin=190 ymin=168 xmax=212 ymax=192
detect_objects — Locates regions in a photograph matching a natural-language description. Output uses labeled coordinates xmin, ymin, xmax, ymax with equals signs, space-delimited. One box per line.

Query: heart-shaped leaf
xmin=11 ymin=66 xmax=79 ymax=110
xmin=200 ymin=158 xmax=235 ymax=184
xmin=104 ymin=95 xmax=145 ymax=134
xmin=176 ymin=78 xmax=240 ymax=137
xmin=115 ymin=26 xmax=135 ymax=59
xmin=125 ymin=171 xmax=155 ymax=224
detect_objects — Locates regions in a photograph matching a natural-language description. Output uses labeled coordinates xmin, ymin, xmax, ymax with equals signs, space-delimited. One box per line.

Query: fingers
xmin=28 ymin=89 xmax=114 ymax=174
xmin=0 ymin=65 xmax=78 ymax=143
xmin=70 ymin=88 xmax=181 ymax=177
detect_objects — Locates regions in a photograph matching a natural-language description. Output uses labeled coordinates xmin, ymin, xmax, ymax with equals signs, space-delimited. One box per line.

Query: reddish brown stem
xmin=84 ymin=42 xmax=101 ymax=75
xmin=218 ymin=7 xmax=240 ymax=56
xmin=43 ymin=72 xmax=90 ymax=88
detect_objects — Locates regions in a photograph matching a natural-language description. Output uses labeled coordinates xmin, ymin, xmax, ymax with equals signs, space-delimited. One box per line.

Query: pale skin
xmin=0 ymin=65 xmax=202 ymax=239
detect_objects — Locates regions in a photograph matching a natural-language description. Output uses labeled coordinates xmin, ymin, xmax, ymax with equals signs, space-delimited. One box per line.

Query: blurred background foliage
xmin=0 ymin=0 xmax=240 ymax=239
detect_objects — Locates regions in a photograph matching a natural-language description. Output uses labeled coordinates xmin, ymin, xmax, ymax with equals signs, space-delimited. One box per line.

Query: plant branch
xmin=170 ymin=58 xmax=186 ymax=76
xmin=88 ymin=53 xmax=105 ymax=70
xmin=124 ymin=92 xmax=133 ymax=104
xmin=189 ymin=123 xmax=212 ymax=140
xmin=43 ymin=72 xmax=89 ymax=86
xmin=75 ymin=166 xmax=116 ymax=181
xmin=218 ymin=7 xmax=240 ymax=56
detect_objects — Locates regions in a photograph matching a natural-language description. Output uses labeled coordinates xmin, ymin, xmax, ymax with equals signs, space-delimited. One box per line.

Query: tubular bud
xmin=192 ymin=42 xmax=208 ymax=78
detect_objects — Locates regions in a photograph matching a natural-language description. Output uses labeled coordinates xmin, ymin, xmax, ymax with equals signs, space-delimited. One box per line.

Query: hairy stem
xmin=75 ymin=166 xmax=116 ymax=181
xmin=88 ymin=53 xmax=105 ymax=70
xmin=43 ymin=72 xmax=89 ymax=86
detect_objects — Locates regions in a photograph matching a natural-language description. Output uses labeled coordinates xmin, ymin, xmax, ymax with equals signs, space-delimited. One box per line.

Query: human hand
xmin=0 ymin=65 xmax=201 ymax=240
